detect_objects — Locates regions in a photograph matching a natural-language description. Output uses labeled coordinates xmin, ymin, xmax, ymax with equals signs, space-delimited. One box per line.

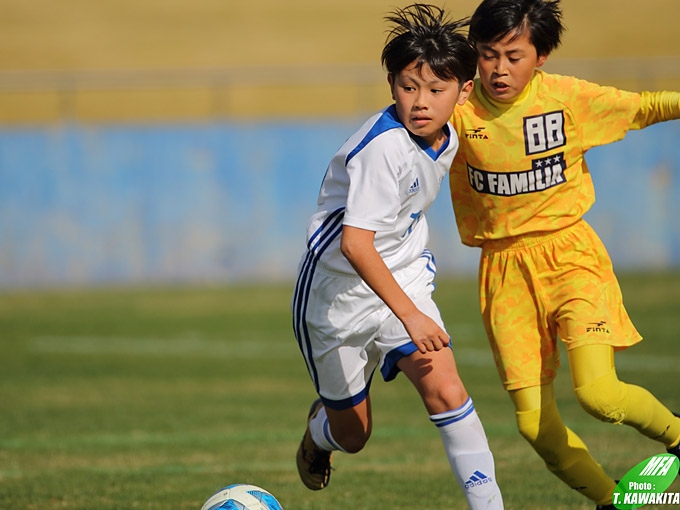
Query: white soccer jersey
xmin=305 ymin=105 xmax=458 ymax=274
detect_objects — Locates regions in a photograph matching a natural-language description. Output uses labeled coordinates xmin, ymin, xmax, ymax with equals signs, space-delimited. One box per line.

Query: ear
xmin=536 ymin=54 xmax=548 ymax=68
xmin=456 ymin=79 xmax=475 ymax=105
xmin=387 ymin=73 xmax=396 ymax=100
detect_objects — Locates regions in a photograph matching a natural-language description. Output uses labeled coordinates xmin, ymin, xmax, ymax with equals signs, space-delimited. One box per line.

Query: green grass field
xmin=1 ymin=273 xmax=679 ymax=509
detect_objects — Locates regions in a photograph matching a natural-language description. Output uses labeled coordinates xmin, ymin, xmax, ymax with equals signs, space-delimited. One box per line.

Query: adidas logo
xmin=465 ymin=470 xmax=493 ymax=489
xmin=408 ymin=178 xmax=420 ymax=195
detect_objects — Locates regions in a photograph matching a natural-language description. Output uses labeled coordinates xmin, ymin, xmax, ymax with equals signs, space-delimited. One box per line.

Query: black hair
xmin=381 ymin=3 xmax=477 ymax=85
xmin=468 ymin=0 xmax=564 ymax=57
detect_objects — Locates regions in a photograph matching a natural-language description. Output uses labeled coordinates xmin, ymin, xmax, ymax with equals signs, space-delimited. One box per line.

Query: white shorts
xmin=291 ymin=249 xmax=446 ymax=410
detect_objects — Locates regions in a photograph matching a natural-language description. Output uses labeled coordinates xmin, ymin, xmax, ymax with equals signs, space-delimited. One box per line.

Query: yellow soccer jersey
xmin=450 ymin=70 xmax=642 ymax=247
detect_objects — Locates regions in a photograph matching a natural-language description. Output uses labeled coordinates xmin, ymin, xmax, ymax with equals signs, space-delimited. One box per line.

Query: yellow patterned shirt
xmin=450 ymin=70 xmax=678 ymax=247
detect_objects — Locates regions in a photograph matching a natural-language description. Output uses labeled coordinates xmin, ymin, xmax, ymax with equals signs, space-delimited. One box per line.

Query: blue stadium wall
xmin=1 ymin=120 xmax=679 ymax=288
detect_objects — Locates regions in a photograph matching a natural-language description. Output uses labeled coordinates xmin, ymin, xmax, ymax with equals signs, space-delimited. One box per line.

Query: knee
xmin=420 ymin=380 xmax=469 ymax=416
xmin=573 ymin=370 xmax=627 ymax=424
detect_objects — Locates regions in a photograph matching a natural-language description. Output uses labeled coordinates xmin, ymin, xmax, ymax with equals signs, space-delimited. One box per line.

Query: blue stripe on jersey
xmin=345 ymin=105 xmax=453 ymax=164
xmin=345 ymin=105 xmax=402 ymax=165
xmin=292 ymin=207 xmax=345 ymax=394
xmin=429 ymin=397 xmax=475 ymax=428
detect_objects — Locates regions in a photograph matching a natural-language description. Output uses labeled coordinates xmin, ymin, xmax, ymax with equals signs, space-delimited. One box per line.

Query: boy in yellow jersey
xmin=449 ymin=0 xmax=680 ymax=508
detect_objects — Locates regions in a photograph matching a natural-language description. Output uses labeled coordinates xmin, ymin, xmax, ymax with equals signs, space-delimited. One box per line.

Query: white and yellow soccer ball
xmin=200 ymin=484 xmax=284 ymax=510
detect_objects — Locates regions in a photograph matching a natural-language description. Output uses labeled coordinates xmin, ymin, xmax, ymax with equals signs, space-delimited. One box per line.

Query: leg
xmin=570 ymin=344 xmax=680 ymax=450
xmin=398 ymin=344 xmax=468 ymax=413
xmin=510 ymin=383 xmax=616 ymax=506
xmin=324 ymin=396 xmax=373 ymax=454
xmin=399 ymin=348 xmax=503 ymax=510
xmin=292 ymin=263 xmax=385 ymax=489
xmin=296 ymin=395 xmax=373 ymax=490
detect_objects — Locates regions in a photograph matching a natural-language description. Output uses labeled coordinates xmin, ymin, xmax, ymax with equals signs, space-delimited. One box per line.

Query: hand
xmin=401 ymin=310 xmax=450 ymax=354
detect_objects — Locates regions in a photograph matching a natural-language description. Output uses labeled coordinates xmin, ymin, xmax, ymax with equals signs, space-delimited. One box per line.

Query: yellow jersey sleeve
xmin=450 ymin=71 xmax=651 ymax=247
xmin=632 ymin=91 xmax=680 ymax=128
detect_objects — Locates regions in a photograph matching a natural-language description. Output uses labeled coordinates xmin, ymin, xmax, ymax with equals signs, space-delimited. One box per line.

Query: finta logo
xmin=586 ymin=321 xmax=610 ymax=334
xmin=465 ymin=127 xmax=489 ymax=140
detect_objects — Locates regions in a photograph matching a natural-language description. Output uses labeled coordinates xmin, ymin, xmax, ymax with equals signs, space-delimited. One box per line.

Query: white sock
xmin=309 ymin=404 xmax=346 ymax=452
xmin=431 ymin=398 xmax=504 ymax=510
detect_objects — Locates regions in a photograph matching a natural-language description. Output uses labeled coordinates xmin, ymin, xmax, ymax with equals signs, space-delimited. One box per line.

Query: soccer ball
xmin=200 ymin=484 xmax=284 ymax=510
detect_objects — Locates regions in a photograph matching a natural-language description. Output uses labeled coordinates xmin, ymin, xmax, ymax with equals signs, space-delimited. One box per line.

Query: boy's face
xmin=476 ymin=29 xmax=547 ymax=101
xmin=389 ymin=61 xmax=473 ymax=150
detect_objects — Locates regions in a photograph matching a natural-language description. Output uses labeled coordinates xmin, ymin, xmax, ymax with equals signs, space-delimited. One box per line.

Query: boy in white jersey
xmin=292 ymin=4 xmax=503 ymax=509
xmin=449 ymin=1 xmax=680 ymax=508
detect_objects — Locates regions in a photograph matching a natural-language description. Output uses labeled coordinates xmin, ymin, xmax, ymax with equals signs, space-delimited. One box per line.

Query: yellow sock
xmin=513 ymin=387 xmax=615 ymax=505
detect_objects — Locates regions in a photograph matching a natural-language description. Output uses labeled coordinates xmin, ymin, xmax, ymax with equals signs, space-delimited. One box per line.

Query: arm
xmin=632 ymin=91 xmax=680 ymax=128
xmin=340 ymin=225 xmax=449 ymax=353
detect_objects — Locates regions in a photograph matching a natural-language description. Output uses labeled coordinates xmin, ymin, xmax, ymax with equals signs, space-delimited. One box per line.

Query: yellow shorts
xmin=479 ymin=220 xmax=642 ymax=391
